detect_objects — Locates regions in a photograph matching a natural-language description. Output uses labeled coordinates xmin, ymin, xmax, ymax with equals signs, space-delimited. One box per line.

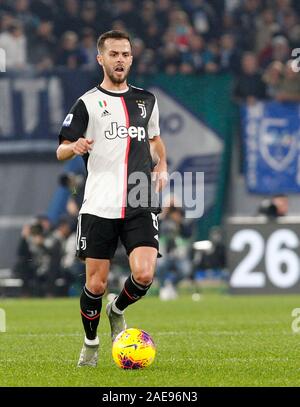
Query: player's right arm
xmin=56 ymin=138 xmax=94 ymax=161
xmin=56 ymin=98 xmax=91 ymax=161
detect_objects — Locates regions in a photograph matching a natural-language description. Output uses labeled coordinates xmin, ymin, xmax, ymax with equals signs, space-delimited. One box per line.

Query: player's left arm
xmin=148 ymin=96 xmax=168 ymax=192
xmin=149 ymin=136 xmax=168 ymax=192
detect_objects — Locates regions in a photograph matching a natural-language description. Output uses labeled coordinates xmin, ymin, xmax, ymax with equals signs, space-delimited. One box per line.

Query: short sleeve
xmin=147 ymin=98 xmax=160 ymax=139
xmin=59 ymin=99 xmax=89 ymax=144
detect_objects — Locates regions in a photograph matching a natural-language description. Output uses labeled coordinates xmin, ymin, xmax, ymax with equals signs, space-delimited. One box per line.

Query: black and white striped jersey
xmin=59 ymin=84 xmax=160 ymax=219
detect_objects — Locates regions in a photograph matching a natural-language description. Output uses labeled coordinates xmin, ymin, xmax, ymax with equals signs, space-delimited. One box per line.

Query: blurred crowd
xmin=0 ymin=0 xmax=299 ymax=82
xmin=14 ymin=213 xmax=81 ymax=297
xmin=13 ymin=172 xmax=86 ymax=297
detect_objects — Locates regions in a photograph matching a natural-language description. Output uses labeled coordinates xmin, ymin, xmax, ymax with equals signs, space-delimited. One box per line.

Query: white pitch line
xmin=1 ymin=330 xmax=293 ymax=337
xmin=1 ymin=357 xmax=292 ymax=364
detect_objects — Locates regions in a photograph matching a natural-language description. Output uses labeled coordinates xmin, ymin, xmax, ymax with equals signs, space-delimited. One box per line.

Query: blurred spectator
xmin=0 ymin=0 xmax=12 ymax=14
xmin=184 ymin=0 xmax=217 ymax=38
xmin=233 ymin=0 xmax=261 ymax=50
xmin=233 ymin=52 xmax=266 ymax=104
xmin=62 ymin=244 xmax=85 ymax=296
xmin=271 ymin=35 xmax=290 ymax=64
xmin=192 ymin=226 xmax=226 ymax=280
xmin=114 ymin=0 xmax=138 ymax=32
xmin=13 ymin=0 xmax=39 ymax=34
xmin=292 ymin=0 xmax=300 ymax=16
xmin=203 ymin=38 xmax=220 ymax=73
xmin=168 ymin=9 xmax=193 ymax=51
xmin=139 ymin=0 xmax=157 ymax=29
xmin=79 ymin=28 xmax=97 ymax=70
xmin=255 ymin=8 xmax=280 ymax=54
xmin=0 ymin=12 xmax=15 ymax=32
xmin=54 ymin=0 xmax=81 ymax=37
xmin=156 ymin=205 xmax=194 ymax=300
xmin=179 ymin=61 xmax=195 ymax=74
xmin=111 ymin=19 xmax=129 ymax=34
xmin=159 ymin=39 xmax=181 ymax=74
xmin=257 ymin=194 xmax=289 ymax=218
xmin=14 ymin=221 xmax=50 ymax=296
xmin=180 ymin=34 xmax=206 ymax=73
xmin=44 ymin=216 xmax=74 ymax=296
xmin=131 ymin=38 xmax=156 ymax=75
xmin=56 ymin=31 xmax=86 ymax=69
xmin=30 ymin=0 xmax=56 ymax=22
xmin=273 ymin=0 xmax=294 ymax=26
xmin=28 ymin=20 xmax=56 ymax=70
xmin=225 ymin=0 xmax=241 ymax=15
xmin=280 ymin=8 xmax=300 ymax=49
xmin=155 ymin=0 xmax=172 ymax=29
xmin=78 ymin=0 xmax=99 ymax=33
xmin=131 ymin=37 xmax=145 ymax=72
xmin=275 ymin=59 xmax=300 ymax=102
xmin=36 ymin=214 xmax=52 ymax=236
xmin=142 ymin=22 xmax=162 ymax=50
xmin=222 ymin=11 xmax=237 ymax=33
xmin=14 ymin=222 xmax=39 ymax=297
xmin=0 ymin=20 xmax=27 ymax=69
xmin=260 ymin=35 xmax=290 ymax=68
xmin=205 ymin=226 xmax=226 ymax=269
xmin=262 ymin=60 xmax=284 ymax=98
xmin=219 ymin=33 xmax=241 ymax=73
xmin=59 ymin=171 xmax=86 ymax=217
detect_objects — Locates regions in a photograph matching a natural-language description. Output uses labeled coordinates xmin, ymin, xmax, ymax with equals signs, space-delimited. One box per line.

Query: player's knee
xmin=86 ymin=278 xmax=107 ymax=296
xmin=133 ymin=266 xmax=154 ymax=286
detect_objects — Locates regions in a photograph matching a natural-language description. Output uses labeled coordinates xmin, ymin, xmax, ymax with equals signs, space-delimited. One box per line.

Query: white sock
xmin=84 ymin=336 xmax=99 ymax=346
xmin=111 ymin=298 xmax=124 ymax=315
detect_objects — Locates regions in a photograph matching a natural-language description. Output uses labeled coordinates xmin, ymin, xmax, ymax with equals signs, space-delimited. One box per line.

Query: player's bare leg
xmin=78 ymin=258 xmax=110 ymax=367
xmin=107 ymin=247 xmax=157 ymax=342
xmin=129 ymin=246 xmax=157 ymax=287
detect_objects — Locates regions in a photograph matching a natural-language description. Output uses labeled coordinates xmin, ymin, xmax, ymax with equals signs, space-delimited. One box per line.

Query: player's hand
xmin=152 ymin=161 xmax=168 ymax=193
xmin=72 ymin=138 xmax=94 ymax=155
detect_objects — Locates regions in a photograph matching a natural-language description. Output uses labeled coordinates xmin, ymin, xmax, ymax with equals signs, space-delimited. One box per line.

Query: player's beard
xmin=105 ymin=66 xmax=130 ymax=85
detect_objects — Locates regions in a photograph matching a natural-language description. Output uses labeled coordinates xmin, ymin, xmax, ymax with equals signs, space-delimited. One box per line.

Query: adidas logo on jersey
xmin=101 ymin=109 xmax=111 ymax=117
xmin=105 ymin=122 xmax=146 ymax=141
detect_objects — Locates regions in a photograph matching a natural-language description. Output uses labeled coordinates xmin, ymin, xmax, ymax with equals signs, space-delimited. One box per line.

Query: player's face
xmin=98 ymin=39 xmax=133 ymax=84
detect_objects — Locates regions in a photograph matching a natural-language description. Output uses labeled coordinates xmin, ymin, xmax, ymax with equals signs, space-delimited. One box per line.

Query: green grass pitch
xmin=0 ymin=294 xmax=300 ymax=387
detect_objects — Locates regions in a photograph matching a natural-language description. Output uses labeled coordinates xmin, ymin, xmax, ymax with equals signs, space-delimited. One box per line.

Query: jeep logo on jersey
xmin=105 ymin=122 xmax=146 ymax=141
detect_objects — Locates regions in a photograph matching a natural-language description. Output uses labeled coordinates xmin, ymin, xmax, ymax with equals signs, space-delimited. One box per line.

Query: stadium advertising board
xmin=0 ymin=71 xmax=93 ymax=141
xmin=227 ymin=216 xmax=300 ymax=294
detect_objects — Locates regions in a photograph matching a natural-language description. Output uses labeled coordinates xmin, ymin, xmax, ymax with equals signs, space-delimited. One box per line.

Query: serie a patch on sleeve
xmin=63 ymin=113 xmax=74 ymax=127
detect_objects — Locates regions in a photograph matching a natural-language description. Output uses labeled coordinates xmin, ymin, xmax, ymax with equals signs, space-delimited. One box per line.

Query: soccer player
xmin=56 ymin=30 xmax=168 ymax=367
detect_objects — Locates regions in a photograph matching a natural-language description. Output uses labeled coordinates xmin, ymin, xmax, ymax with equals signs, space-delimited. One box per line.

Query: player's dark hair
xmin=97 ymin=30 xmax=132 ymax=53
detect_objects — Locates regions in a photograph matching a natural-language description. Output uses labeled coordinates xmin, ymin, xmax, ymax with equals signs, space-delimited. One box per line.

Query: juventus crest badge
xmin=136 ymin=100 xmax=146 ymax=118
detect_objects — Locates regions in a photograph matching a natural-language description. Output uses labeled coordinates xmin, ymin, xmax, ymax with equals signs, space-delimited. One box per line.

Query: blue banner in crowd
xmin=242 ymin=101 xmax=300 ymax=194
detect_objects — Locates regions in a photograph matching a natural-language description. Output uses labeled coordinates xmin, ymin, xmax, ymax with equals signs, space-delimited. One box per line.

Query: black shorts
xmin=76 ymin=211 xmax=159 ymax=260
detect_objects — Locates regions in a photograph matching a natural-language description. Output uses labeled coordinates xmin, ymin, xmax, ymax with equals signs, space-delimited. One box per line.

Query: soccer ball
xmin=112 ymin=328 xmax=156 ymax=369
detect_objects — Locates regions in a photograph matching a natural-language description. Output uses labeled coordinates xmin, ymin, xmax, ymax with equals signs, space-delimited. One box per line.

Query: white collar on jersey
xmin=105 ymin=87 xmax=129 ymax=93
xmin=97 ymin=85 xmax=130 ymax=94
